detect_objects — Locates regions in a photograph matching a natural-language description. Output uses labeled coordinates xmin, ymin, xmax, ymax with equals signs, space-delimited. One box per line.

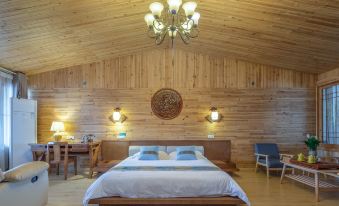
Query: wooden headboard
xmin=100 ymin=140 xmax=231 ymax=162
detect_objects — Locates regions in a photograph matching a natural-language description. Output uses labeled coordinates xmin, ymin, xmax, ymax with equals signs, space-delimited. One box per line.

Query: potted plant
xmin=304 ymin=135 xmax=320 ymax=156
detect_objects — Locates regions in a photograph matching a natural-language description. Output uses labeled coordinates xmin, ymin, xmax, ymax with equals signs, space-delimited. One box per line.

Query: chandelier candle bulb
xmin=167 ymin=0 xmax=182 ymax=14
xmin=168 ymin=29 xmax=177 ymax=38
xmin=153 ymin=21 xmax=165 ymax=34
xmin=182 ymin=20 xmax=193 ymax=32
xmin=149 ymin=2 xmax=164 ymax=18
xmin=182 ymin=2 xmax=197 ymax=18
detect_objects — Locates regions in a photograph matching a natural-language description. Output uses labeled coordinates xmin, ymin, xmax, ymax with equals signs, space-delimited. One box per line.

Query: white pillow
xmin=169 ymin=151 xmax=206 ymax=160
xmin=133 ymin=151 xmax=170 ymax=160
xmin=0 ymin=169 xmax=5 ymax=182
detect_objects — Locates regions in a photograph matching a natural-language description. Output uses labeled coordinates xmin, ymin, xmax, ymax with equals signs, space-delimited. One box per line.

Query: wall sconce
xmin=205 ymin=107 xmax=222 ymax=123
xmin=109 ymin=108 xmax=127 ymax=123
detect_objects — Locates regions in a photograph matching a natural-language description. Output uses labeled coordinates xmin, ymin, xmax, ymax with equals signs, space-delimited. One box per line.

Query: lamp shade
xmin=191 ymin=12 xmax=200 ymax=25
xmin=167 ymin=0 xmax=182 ymax=14
xmin=50 ymin=121 xmax=65 ymax=132
xmin=182 ymin=2 xmax=197 ymax=18
xmin=149 ymin=2 xmax=164 ymax=18
xmin=211 ymin=111 xmax=219 ymax=121
xmin=113 ymin=110 xmax=122 ymax=121
xmin=144 ymin=13 xmax=155 ymax=27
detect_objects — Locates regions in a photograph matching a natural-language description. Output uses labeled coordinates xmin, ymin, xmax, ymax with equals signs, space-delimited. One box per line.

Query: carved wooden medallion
xmin=151 ymin=88 xmax=183 ymax=120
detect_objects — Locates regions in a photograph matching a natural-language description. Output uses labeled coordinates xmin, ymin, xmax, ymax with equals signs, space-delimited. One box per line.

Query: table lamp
xmin=50 ymin=121 xmax=65 ymax=142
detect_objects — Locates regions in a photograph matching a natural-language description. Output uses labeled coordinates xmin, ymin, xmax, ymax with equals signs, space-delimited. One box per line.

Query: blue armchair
xmin=254 ymin=143 xmax=293 ymax=178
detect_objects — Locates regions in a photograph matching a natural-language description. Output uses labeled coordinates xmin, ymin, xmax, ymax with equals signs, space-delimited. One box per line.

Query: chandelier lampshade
xmin=144 ymin=13 xmax=155 ymax=27
xmin=182 ymin=2 xmax=197 ymax=18
xmin=191 ymin=12 xmax=200 ymax=25
xmin=144 ymin=0 xmax=200 ymax=45
xmin=167 ymin=0 xmax=182 ymax=14
xmin=149 ymin=2 xmax=164 ymax=18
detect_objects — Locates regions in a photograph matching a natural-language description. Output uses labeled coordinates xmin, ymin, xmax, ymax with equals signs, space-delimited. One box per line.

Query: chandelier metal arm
xmin=155 ymin=30 xmax=168 ymax=45
xmin=178 ymin=30 xmax=190 ymax=44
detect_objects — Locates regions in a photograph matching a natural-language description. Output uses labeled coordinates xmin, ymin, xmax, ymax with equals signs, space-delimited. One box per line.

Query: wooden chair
xmin=89 ymin=142 xmax=101 ymax=178
xmin=30 ymin=144 xmax=48 ymax=161
xmin=47 ymin=142 xmax=77 ymax=180
xmin=89 ymin=142 xmax=120 ymax=178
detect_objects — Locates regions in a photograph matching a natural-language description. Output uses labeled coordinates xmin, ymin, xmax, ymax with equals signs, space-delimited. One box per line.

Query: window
xmin=321 ymin=84 xmax=339 ymax=144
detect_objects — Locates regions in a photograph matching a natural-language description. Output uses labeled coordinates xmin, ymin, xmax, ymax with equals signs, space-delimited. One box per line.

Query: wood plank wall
xmin=28 ymin=49 xmax=317 ymax=167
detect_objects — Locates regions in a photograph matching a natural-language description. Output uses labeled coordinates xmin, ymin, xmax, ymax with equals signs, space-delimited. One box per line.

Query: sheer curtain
xmin=0 ymin=71 xmax=13 ymax=171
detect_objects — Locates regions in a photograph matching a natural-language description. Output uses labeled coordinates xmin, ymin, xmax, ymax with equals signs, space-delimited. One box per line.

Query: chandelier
xmin=144 ymin=0 xmax=200 ymax=45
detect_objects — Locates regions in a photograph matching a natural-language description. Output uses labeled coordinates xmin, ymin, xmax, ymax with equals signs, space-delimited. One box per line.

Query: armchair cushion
xmin=0 ymin=169 xmax=4 ymax=182
xmin=258 ymin=158 xmax=283 ymax=168
xmin=4 ymin=161 xmax=49 ymax=182
xmin=255 ymin=143 xmax=280 ymax=159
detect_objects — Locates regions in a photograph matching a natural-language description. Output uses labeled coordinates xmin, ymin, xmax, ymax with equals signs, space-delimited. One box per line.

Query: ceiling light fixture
xmin=144 ymin=0 xmax=200 ymax=46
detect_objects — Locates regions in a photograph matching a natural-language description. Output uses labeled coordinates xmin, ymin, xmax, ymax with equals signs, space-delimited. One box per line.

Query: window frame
xmin=317 ymin=80 xmax=339 ymax=145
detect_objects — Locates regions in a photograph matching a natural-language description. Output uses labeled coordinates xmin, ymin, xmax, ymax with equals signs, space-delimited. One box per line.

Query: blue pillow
xmin=139 ymin=146 xmax=159 ymax=160
xmin=176 ymin=146 xmax=197 ymax=160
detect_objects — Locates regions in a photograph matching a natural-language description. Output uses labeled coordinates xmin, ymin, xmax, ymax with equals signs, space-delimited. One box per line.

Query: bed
xmin=84 ymin=141 xmax=250 ymax=206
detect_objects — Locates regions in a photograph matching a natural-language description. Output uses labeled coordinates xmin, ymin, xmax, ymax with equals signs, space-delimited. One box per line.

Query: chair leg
xmin=74 ymin=158 xmax=78 ymax=176
xmin=89 ymin=170 xmax=93 ymax=179
xmin=266 ymin=166 xmax=270 ymax=178
xmin=255 ymin=162 xmax=259 ymax=173
xmin=56 ymin=164 xmax=60 ymax=175
xmin=64 ymin=163 xmax=68 ymax=180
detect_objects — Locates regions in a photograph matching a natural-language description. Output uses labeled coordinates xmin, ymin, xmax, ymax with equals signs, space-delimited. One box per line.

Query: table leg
xmin=280 ymin=164 xmax=286 ymax=184
xmin=315 ymin=172 xmax=319 ymax=202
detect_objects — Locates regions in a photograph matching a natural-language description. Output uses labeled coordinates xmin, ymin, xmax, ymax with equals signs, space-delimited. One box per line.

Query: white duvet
xmin=83 ymin=156 xmax=250 ymax=206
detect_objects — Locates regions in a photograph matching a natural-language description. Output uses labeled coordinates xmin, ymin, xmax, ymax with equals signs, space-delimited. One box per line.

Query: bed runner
xmin=110 ymin=166 xmax=222 ymax=171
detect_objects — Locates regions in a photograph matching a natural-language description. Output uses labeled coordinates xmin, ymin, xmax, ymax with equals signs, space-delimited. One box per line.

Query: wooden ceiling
xmin=0 ymin=0 xmax=339 ymax=74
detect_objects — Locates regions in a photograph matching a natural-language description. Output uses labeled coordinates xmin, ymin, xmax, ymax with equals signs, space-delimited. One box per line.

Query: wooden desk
xmin=29 ymin=142 xmax=100 ymax=166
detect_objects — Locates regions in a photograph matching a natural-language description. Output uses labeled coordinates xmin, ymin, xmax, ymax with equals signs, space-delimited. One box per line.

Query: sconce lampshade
xmin=211 ymin=110 xmax=219 ymax=121
xmin=50 ymin=121 xmax=65 ymax=132
xmin=113 ymin=109 xmax=122 ymax=121
xmin=109 ymin=108 xmax=127 ymax=123
xmin=205 ymin=107 xmax=222 ymax=123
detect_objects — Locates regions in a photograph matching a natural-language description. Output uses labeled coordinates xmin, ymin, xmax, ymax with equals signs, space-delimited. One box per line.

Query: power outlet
xmin=66 ymin=136 xmax=75 ymax=140
xmin=208 ymin=134 xmax=215 ymax=139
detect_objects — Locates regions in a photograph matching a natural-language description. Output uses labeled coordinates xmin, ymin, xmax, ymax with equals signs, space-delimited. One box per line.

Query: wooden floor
xmin=47 ymin=168 xmax=339 ymax=206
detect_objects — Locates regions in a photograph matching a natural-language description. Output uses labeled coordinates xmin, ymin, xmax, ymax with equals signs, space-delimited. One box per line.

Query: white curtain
xmin=0 ymin=71 xmax=13 ymax=171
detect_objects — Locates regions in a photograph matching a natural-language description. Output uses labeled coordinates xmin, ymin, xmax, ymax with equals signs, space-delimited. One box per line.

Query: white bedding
xmin=83 ymin=156 xmax=250 ymax=206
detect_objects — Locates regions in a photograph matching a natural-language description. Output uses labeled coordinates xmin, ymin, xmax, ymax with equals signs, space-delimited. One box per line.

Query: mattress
xmin=83 ymin=156 xmax=250 ymax=206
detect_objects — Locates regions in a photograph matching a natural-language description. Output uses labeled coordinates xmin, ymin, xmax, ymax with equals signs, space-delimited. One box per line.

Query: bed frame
xmin=88 ymin=140 xmax=246 ymax=206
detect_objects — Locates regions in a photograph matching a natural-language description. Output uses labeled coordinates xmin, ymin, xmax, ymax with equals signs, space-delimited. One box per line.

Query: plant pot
xmin=308 ymin=149 xmax=317 ymax=156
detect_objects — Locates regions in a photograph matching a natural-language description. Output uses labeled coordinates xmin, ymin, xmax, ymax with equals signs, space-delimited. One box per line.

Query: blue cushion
xmin=139 ymin=146 xmax=159 ymax=160
xmin=258 ymin=158 xmax=283 ymax=168
xmin=176 ymin=146 xmax=197 ymax=160
xmin=254 ymin=143 xmax=280 ymax=159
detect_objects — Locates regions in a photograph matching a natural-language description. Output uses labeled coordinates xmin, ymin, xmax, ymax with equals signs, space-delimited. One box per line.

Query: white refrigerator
xmin=10 ymin=98 xmax=37 ymax=168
